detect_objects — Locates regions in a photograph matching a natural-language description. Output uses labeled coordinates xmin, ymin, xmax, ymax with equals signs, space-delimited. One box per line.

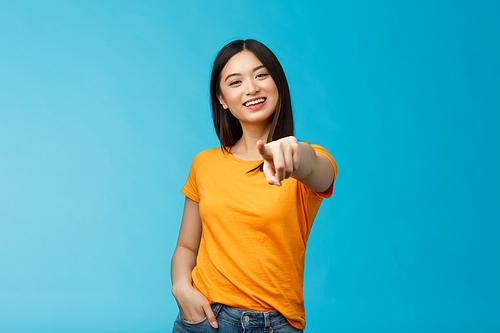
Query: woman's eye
xmin=229 ymin=80 xmax=241 ymax=86
xmin=256 ymin=73 xmax=269 ymax=79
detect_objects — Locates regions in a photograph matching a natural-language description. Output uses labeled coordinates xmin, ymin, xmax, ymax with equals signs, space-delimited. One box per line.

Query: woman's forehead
xmin=222 ymin=50 xmax=264 ymax=74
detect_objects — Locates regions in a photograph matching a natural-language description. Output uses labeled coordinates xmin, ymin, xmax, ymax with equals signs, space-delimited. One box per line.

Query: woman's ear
xmin=217 ymin=94 xmax=228 ymax=109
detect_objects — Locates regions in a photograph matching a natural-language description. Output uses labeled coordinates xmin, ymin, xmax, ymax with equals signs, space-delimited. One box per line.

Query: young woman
xmin=171 ymin=39 xmax=337 ymax=333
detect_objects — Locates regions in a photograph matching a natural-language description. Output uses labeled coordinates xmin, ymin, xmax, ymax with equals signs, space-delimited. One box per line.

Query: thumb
xmin=204 ymin=304 xmax=218 ymax=329
xmin=256 ymin=140 xmax=271 ymax=159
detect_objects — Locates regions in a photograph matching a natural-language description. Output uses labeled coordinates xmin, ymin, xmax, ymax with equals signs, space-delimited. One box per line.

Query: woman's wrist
xmin=172 ymin=281 xmax=194 ymax=298
xmin=292 ymin=142 xmax=316 ymax=180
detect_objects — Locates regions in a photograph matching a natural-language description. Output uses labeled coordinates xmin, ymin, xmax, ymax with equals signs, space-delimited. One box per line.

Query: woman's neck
xmin=230 ymin=123 xmax=271 ymax=161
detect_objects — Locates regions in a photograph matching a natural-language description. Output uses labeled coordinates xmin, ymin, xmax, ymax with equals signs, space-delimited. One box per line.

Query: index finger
xmin=256 ymin=140 xmax=272 ymax=160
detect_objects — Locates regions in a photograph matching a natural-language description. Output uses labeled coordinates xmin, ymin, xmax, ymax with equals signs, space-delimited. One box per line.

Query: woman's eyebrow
xmin=224 ymin=65 xmax=267 ymax=82
xmin=224 ymin=73 xmax=240 ymax=82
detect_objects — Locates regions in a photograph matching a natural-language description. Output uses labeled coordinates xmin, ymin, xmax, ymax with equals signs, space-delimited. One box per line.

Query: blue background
xmin=1 ymin=1 xmax=499 ymax=332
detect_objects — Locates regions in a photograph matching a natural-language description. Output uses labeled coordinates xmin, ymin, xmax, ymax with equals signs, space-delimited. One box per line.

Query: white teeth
xmin=245 ymin=98 xmax=265 ymax=106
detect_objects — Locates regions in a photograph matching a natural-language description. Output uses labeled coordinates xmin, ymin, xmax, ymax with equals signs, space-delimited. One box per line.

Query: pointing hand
xmin=256 ymin=136 xmax=300 ymax=186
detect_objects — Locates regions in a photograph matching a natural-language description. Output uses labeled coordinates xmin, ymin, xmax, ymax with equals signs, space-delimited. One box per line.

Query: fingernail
xmin=211 ymin=321 xmax=218 ymax=328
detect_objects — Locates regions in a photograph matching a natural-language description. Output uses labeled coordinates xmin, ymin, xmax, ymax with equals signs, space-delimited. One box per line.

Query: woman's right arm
xmin=171 ymin=197 xmax=218 ymax=328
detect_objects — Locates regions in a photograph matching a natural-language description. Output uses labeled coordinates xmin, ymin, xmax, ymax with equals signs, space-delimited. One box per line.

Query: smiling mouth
xmin=244 ymin=98 xmax=266 ymax=107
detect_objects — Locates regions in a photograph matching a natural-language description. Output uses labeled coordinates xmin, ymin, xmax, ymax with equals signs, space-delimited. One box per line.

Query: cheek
xmin=269 ymin=98 xmax=279 ymax=112
xmin=266 ymin=83 xmax=279 ymax=103
xmin=265 ymin=81 xmax=279 ymax=97
xmin=223 ymin=90 xmax=240 ymax=105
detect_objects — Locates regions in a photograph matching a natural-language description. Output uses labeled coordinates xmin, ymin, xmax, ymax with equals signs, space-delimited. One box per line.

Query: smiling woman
xmin=170 ymin=39 xmax=337 ymax=333
xmin=210 ymin=40 xmax=294 ymax=154
xmin=217 ymin=50 xmax=279 ymax=153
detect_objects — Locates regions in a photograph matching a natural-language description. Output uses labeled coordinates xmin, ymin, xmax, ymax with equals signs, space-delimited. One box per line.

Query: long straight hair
xmin=210 ymin=39 xmax=294 ymax=151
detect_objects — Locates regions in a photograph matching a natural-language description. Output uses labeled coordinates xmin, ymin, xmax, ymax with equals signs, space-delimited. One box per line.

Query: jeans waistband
xmin=213 ymin=303 xmax=290 ymax=329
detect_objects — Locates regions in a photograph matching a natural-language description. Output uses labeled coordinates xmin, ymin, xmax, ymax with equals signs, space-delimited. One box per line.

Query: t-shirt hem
xmin=181 ymin=188 xmax=199 ymax=203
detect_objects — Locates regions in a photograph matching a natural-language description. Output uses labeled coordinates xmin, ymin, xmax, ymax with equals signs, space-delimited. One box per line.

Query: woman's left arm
xmin=256 ymin=136 xmax=335 ymax=192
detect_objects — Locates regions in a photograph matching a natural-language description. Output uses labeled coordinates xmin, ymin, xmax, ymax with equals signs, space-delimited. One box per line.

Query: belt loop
xmin=264 ymin=312 xmax=271 ymax=328
xmin=212 ymin=303 xmax=223 ymax=318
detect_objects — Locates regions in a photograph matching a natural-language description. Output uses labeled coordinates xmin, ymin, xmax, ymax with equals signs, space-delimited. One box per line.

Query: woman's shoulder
xmin=191 ymin=146 xmax=226 ymax=162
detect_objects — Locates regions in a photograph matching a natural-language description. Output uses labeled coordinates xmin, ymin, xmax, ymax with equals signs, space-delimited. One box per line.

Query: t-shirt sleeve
xmin=181 ymin=153 xmax=201 ymax=203
xmin=310 ymin=144 xmax=337 ymax=199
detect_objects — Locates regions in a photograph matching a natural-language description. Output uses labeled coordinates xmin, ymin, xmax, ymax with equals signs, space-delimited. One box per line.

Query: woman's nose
xmin=245 ymin=80 xmax=259 ymax=95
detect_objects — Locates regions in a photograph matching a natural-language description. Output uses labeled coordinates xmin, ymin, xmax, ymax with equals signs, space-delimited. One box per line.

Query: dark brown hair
xmin=210 ymin=39 xmax=294 ymax=150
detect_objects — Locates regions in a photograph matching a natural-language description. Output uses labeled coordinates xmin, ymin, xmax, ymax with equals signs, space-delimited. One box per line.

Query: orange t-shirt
xmin=181 ymin=144 xmax=336 ymax=329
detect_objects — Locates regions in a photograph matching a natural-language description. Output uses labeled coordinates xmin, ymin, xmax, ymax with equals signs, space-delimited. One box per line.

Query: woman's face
xmin=217 ymin=50 xmax=279 ymax=128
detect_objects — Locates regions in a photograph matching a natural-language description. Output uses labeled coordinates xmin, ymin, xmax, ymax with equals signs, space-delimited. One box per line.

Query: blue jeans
xmin=172 ymin=303 xmax=303 ymax=333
